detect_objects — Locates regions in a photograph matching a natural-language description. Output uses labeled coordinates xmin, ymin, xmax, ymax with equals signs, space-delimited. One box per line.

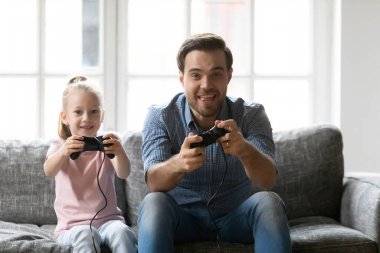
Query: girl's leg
xmin=98 ymin=220 xmax=137 ymax=253
xmin=57 ymin=225 xmax=101 ymax=253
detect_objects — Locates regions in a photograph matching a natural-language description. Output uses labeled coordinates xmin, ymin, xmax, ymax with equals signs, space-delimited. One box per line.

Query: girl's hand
xmin=44 ymin=135 xmax=84 ymax=178
xmin=102 ymin=132 xmax=125 ymax=157
xmin=102 ymin=132 xmax=130 ymax=179
xmin=61 ymin=135 xmax=84 ymax=157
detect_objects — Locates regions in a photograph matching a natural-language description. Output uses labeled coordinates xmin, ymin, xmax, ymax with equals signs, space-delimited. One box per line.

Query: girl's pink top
xmin=47 ymin=140 xmax=124 ymax=238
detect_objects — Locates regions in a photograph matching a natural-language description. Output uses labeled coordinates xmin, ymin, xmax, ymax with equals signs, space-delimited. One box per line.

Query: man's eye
xmin=191 ymin=73 xmax=200 ymax=79
xmin=214 ymin=72 xmax=222 ymax=78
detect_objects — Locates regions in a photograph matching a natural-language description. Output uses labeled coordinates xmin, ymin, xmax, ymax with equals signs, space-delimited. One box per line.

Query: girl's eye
xmin=74 ymin=110 xmax=81 ymax=115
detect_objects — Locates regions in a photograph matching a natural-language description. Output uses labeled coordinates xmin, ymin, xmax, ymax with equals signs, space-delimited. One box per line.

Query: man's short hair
xmin=176 ymin=33 xmax=233 ymax=73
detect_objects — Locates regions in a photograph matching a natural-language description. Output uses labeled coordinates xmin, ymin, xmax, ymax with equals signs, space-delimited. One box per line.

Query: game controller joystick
xmin=190 ymin=125 xmax=228 ymax=148
xmin=70 ymin=136 xmax=115 ymax=160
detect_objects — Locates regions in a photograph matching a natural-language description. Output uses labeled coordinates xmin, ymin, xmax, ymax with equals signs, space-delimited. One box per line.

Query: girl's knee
xmin=70 ymin=225 xmax=97 ymax=241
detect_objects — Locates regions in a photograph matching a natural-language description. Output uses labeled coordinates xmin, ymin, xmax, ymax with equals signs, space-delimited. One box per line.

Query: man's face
xmin=179 ymin=49 xmax=232 ymax=127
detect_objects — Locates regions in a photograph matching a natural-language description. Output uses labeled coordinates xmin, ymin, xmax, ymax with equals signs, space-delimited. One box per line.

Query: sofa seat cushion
xmin=175 ymin=241 xmax=252 ymax=253
xmin=166 ymin=216 xmax=379 ymax=253
xmin=290 ymin=216 xmax=378 ymax=253
xmin=0 ymin=221 xmax=71 ymax=253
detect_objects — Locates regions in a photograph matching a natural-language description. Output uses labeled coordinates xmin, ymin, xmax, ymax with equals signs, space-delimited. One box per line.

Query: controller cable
xmin=206 ymin=140 xmax=229 ymax=253
xmin=90 ymin=151 xmax=108 ymax=253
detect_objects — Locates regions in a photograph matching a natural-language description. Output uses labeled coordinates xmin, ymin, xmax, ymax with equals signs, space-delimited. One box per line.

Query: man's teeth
xmin=200 ymin=95 xmax=214 ymax=99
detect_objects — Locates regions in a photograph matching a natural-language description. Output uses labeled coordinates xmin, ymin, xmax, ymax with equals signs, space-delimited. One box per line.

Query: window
xmin=0 ymin=0 xmax=103 ymax=139
xmin=120 ymin=0 xmax=336 ymax=132
xmin=0 ymin=0 xmax=337 ymax=139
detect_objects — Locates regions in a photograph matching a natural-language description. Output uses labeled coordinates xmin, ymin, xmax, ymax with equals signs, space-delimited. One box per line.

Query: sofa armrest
xmin=341 ymin=172 xmax=380 ymax=248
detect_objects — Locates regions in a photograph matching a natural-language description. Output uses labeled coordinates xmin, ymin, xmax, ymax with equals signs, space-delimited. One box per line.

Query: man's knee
xmin=253 ymin=191 xmax=286 ymax=211
xmin=249 ymin=191 xmax=288 ymax=227
xmin=139 ymin=192 xmax=173 ymax=213
xmin=138 ymin=192 xmax=178 ymax=227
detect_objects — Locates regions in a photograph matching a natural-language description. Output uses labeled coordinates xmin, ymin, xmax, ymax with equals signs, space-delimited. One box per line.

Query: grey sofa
xmin=0 ymin=124 xmax=379 ymax=253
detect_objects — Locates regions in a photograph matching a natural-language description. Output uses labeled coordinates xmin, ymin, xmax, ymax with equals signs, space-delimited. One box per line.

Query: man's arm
xmin=236 ymin=138 xmax=277 ymax=189
xmin=146 ymin=134 xmax=205 ymax=192
xmin=216 ymin=120 xmax=277 ymax=190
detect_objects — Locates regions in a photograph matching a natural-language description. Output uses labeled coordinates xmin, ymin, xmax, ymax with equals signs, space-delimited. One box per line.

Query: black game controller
xmin=190 ymin=125 xmax=228 ymax=148
xmin=70 ymin=136 xmax=115 ymax=160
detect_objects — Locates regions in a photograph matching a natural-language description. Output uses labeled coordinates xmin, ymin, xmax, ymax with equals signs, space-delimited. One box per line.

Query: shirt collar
xmin=185 ymin=98 xmax=230 ymax=132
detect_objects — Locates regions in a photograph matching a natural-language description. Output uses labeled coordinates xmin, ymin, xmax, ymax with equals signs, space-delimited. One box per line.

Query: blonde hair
xmin=58 ymin=75 xmax=104 ymax=140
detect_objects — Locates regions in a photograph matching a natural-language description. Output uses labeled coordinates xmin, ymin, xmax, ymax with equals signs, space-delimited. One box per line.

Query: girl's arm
xmin=43 ymin=136 xmax=84 ymax=177
xmin=103 ymin=133 xmax=130 ymax=179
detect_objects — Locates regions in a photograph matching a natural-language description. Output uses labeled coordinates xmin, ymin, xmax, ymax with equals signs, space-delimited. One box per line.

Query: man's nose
xmin=200 ymin=76 xmax=212 ymax=89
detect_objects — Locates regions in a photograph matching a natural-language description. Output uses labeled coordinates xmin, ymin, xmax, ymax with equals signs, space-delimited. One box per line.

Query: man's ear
xmin=179 ymin=71 xmax=184 ymax=87
xmin=227 ymin=68 xmax=233 ymax=84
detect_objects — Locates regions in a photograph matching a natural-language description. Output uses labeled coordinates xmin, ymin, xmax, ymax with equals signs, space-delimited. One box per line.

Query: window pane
xmin=44 ymin=78 xmax=66 ymax=139
xmin=0 ymin=78 xmax=37 ymax=139
xmin=0 ymin=0 xmax=37 ymax=72
xmin=254 ymin=0 xmax=311 ymax=75
xmin=127 ymin=0 xmax=187 ymax=75
xmin=191 ymin=0 xmax=250 ymax=75
xmin=45 ymin=0 xmax=101 ymax=73
xmin=226 ymin=77 xmax=251 ymax=101
xmin=125 ymin=79 xmax=183 ymax=130
xmin=254 ymin=80 xmax=311 ymax=131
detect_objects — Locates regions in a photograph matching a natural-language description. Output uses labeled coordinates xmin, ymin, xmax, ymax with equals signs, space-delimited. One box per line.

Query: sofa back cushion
xmin=0 ymin=139 xmax=128 ymax=226
xmin=122 ymin=124 xmax=344 ymax=226
xmin=122 ymin=131 xmax=149 ymax=226
xmin=272 ymin=124 xmax=344 ymax=220
xmin=0 ymin=139 xmax=57 ymax=225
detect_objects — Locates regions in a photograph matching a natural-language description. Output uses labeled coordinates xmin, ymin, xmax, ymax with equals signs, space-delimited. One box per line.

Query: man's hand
xmin=174 ymin=133 xmax=206 ymax=174
xmin=215 ymin=119 xmax=277 ymax=190
xmin=215 ymin=119 xmax=246 ymax=157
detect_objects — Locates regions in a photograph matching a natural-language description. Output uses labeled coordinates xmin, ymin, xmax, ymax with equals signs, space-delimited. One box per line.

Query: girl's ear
xmin=60 ymin=111 xmax=68 ymax=125
xmin=101 ymin=109 xmax=105 ymax=123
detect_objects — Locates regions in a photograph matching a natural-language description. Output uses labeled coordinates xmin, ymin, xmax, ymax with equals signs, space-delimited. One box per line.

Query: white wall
xmin=341 ymin=0 xmax=380 ymax=173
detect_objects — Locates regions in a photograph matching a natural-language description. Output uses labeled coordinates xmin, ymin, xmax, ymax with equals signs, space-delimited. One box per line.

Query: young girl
xmin=44 ymin=75 xmax=136 ymax=253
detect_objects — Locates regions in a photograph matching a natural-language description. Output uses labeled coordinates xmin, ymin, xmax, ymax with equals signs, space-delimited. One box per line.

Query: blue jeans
xmin=57 ymin=220 xmax=136 ymax=253
xmin=138 ymin=191 xmax=291 ymax=253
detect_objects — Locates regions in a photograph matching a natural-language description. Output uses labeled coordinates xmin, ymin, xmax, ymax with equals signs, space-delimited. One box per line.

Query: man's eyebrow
xmin=212 ymin=66 xmax=225 ymax=71
xmin=188 ymin=68 xmax=201 ymax=72
xmin=188 ymin=66 xmax=225 ymax=72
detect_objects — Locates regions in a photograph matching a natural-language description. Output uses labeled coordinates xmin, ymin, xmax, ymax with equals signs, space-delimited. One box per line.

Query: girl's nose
xmin=82 ymin=112 xmax=89 ymax=121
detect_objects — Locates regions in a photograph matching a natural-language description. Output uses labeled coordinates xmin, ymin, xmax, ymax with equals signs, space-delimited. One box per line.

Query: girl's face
xmin=61 ymin=89 xmax=103 ymax=137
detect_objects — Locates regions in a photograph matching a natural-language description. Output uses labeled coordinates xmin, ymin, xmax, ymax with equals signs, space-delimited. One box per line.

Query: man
xmin=138 ymin=33 xmax=291 ymax=253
